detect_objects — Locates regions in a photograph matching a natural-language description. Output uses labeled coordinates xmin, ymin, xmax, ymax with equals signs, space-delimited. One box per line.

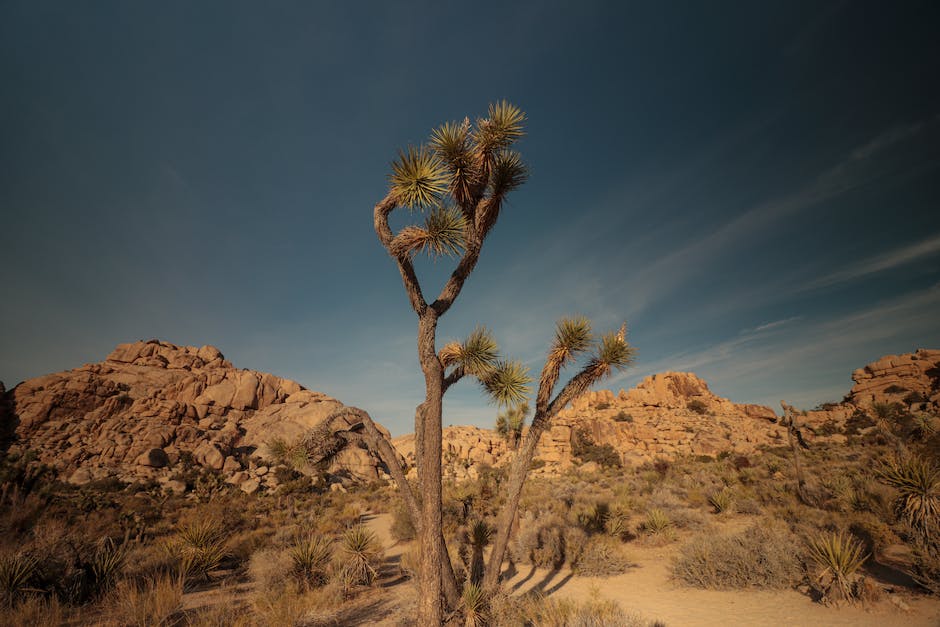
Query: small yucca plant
xmin=460 ymin=582 xmax=490 ymax=627
xmin=289 ymin=535 xmax=332 ymax=588
xmin=708 ymin=488 xmax=735 ymax=514
xmin=90 ymin=537 xmax=127 ymax=597
xmin=172 ymin=519 xmax=227 ymax=585
xmin=642 ymin=508 xmax=673 ymax=535
xmin=338 ymin=525 xmax=381 ymax=589
xmin=876 ymin=455 xmax=939 ymax=544
xmin=467 ymin=519 xmax=492 ymax=585
xmin=0 ymin=551 xmax=39 ymax=606
xmin=806 ymin=531 xmax=868 ymax=603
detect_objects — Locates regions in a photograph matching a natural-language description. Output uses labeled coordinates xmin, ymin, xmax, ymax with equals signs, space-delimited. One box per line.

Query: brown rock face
xmin=4 ymin=339 xmax=391 ymax=489
xmin=846 ymin=349 xmax=940 ymax=411
xmin=396 ymin=351 xmax=939 ymax=478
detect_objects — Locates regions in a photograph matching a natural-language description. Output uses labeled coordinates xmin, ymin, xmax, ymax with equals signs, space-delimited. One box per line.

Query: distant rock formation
xmin=846 ymin=348 xmax=940 ymax=410
xmin=2 ymin=339 xmax=391 ymax=491
xmin=394 ymin=350 xmax=940 ymax=479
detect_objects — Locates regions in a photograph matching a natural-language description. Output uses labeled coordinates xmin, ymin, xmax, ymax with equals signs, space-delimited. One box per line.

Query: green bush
xmin=572 ymin=429 xmax=622 ymax=469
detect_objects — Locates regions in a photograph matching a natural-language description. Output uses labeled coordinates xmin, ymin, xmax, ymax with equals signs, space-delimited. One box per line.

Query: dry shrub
xmin=248 ymin=548 xmax=293 ymax=591
xmin=673 ymin=522 xmax=802 ymax=589
xmin=510 ymin=514 xmax=567 ymax=569
xmin=4 ymin=594 xmax=65 ymax=626
xmin=252 ymin=580 xmax=342 ymax=626
xmin=390 ymin=502 xmax=417 ymax=542
xmin=184 ymin=600 xmax=256 ymax=627
xmin=572 ymin=536 xmax=633 ymax=577
xmin=109 ymin=575 xmax=183 ymax=627
xmin=490 ymin=589 xmax=649 ymax=627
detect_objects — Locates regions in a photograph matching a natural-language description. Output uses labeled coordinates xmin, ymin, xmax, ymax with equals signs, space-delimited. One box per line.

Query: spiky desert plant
xmin=876 ymin=456 xmax=940 ymax=544
xmin=338 ymin=525 xmax=380 ymax=590
xmin=911 ymin=413 xmax=938 ymax=441
xmin=642 ymin=508 xmax=674 ymax=535
xmin=460 ymin=582 xmax=490 ymax=627
xmin=709 ymin=488 xmax=735 ymax=514
xmin=364 ymin=102 xmax=635 ymax=621
xmin=90 ymin=537 xmax=127 ymax=597
xmin=467 ymin=519 xmax=492 ymax=585
xmin=495 ymin=402 xmax=528 ymax=449
xmin=289 ymin=535 xmax=333 ymax=588
xmin=172 ymin=519 xmax=227 ymax=584
xmin=0 ymin=551 xmax=39 ymax=606
xmin=806 ymin=531 xmax=868 ymax=603
xmin=870 ymin=401 xmax=901 ymax=435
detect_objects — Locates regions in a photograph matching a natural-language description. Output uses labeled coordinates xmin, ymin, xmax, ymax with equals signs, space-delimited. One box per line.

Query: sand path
xmin=364 ymin=513 xmax=940 ymax=627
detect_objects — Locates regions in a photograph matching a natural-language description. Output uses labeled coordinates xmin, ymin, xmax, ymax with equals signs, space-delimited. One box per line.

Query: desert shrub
xmin=390 ymin=501 xmax=417 ymax=542
xmin=289 ymin=535 xmax=333 ymax=588
xmin=613 ymin=411 xmax=633 ymax=423
xmin=572 ymin=429 xmax=622 ymax=469
xmin=248 ymin=548 xmax=293 ymax=591
xmin=806 ymin=530 xmax=868 ymax=604
xmin=4 ymin=594 xmax=65 ymax=626
xmin=673 ymin=523 xmax=802 ymax=589
xmin=687 ymin=399 xmax=707 ymax=415
xmin=336 ymin=525 xmax=381 ymax=589
xmin=252 ymin=580 xmax=342 ymax=626
xmin=572 ymin=536 xmax=632 ymax=577
xmin=708 ymin=488 xmax=735 ymax=514
xmin=109 ymin=576 xmax=183 ymax=627
xmin=511 ymin=515 xmax=568 ymax=569
xmin=491 ymin=590 xmax=647 ymax=627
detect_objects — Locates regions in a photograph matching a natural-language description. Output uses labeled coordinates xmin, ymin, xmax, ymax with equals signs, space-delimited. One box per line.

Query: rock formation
xmin=395 ymin=350 xmax=940 ymax=479
xmin=2 ymin=339 xmax=391 ymax=492
xmin=846 ymin=348 xmax=940 ymax=410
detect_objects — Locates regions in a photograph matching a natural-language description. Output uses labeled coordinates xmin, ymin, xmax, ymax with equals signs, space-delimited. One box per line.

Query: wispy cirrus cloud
xmin=802 ymin=233 xmax=940 ymax=291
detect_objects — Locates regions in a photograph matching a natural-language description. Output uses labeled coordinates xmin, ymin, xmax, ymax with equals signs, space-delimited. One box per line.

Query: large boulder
xmin=7 ymin=339 xmax=391 ymax=490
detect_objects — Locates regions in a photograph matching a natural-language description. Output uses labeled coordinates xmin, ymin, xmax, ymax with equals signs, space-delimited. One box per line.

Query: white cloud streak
xmin=803 ymin=233 xmax=940 ymax=291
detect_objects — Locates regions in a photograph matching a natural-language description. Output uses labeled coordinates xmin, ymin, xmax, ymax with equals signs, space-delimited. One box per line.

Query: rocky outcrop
xmin=3 ymin=339 xmax=391 ymax=491
xmin=846 ymin=348 xmax=940 ymax=411
xmin=396 ymin=351 xmax=940 ymax=478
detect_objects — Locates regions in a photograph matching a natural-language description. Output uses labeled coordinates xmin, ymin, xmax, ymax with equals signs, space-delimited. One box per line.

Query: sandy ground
xmin=362 ymin=513 xmax=940 ymax=627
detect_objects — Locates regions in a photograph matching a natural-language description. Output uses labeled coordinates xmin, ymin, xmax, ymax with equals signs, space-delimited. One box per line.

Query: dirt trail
xmin=364 ymin=513 xmax=940 ymax=627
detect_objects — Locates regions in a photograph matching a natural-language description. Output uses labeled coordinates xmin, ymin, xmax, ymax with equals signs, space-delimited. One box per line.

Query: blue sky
xmin=2 ymin=1 xmax=939 ymax=435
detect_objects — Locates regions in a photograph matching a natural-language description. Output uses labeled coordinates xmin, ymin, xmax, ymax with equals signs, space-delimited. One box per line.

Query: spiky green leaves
xmin=481 ymin=360 xmax=531 ymax=407
xmin=442 ymin=327 xmax=499 ymax=376
xmin=475 ymin=100 xmax=526 ymax=152
xmin=389 ymin=145 xmax=449 ymax=209
xmin=550 ymin=317 xmax=593 ymax=368
xmin=390 ymin=205 xmax=467 ymax=258
xmin=876 ymin=456 xmax=939 ymax=543
xmin=489 ymin=150 xmax=528 ymax=197
xmin=588 ymin=326 xmax=636 ymax=379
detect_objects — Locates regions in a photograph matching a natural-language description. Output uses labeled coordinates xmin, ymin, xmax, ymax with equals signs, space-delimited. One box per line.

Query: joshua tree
xmin=321 ymin=103 xmax=633 ymax=624
xmin=780 ymin=401 xmax=812 ymax=505
xmin=495 ymin=402 xmax=528 ymax=449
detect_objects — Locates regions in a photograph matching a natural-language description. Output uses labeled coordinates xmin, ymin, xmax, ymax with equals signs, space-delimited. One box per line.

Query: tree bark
xmin=483 ymin=368 xmax=596 ymax=589
xmin=780 ymin=401 xmax=811 ymax=506
xmin=416 ymin=312 xmax=445 ymax=625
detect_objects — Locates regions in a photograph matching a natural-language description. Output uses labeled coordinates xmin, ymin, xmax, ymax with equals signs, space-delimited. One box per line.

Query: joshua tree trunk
xmin=780 ymin=401 xmax=812 ymax=506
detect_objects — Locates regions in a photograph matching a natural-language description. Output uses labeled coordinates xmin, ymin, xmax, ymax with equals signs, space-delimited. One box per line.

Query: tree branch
xmin=442 ymin=367 xmax=465 ymax=393
xmin=373 ymin=193 xmax=428 ymax=315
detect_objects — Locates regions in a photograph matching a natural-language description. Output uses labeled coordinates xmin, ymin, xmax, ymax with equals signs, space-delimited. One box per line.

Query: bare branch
xmin=373 ymin=193 xmax=428 ymax=315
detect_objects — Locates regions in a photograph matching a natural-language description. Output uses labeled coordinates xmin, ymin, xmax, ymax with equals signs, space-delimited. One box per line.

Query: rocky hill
xmin=394 ymin=349 xmax=940 ymax=480
xmin=1 ymin=339 xmax=391 ymax=492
